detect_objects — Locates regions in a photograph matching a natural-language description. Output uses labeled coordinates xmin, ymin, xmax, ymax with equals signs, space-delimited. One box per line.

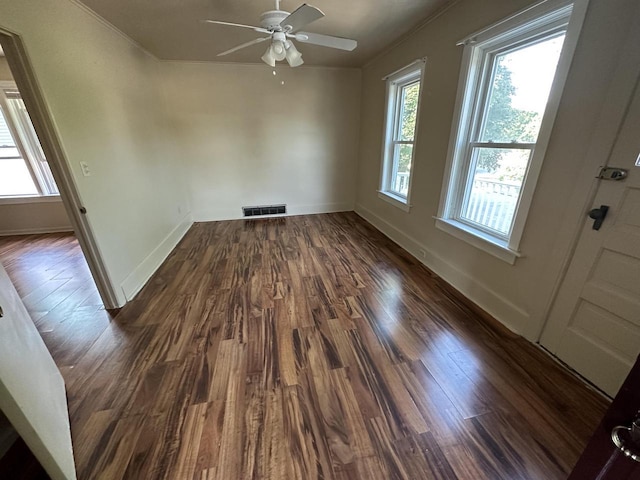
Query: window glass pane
xmin=0 ymin=158 xmax=38 ymax=195
xmin=460 ymin=147 xmax=531 ymax=235
xmin=397 ymin=81 xmax=420 ymax=141
xmin=0 ymin=107 xmax=16 ymax=148
xmin=479 ymin=34 xmax=565 ymax=144
xmin=391 ymin=143 xmax=413 ymax=196
xmin=5 ymin=96 xmax=60 ymax=194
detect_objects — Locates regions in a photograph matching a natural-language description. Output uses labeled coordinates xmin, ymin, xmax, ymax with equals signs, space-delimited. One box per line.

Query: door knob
xmin=611 ymin=413 xmax=640 ymax=463
xmin=588 ymin=205 xmax=609 ymax=230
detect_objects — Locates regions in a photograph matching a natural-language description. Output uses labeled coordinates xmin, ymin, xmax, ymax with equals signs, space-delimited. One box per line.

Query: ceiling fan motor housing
xmin=260 ymin=11 xmax=289 ymax=31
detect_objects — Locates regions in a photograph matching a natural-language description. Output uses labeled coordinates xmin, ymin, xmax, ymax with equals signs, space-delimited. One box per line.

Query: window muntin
xmin=438 ymin=2 xmax=577 ymax=256
xmin=453 ymin=32 xmax=566 ymax=240
xmin=478 ymin=34 xmax=565 ymax=145
xmin=0 ymin=83 xmax=58 ymax=197
xmin=380 ymin=63 xmax=424 ymax=205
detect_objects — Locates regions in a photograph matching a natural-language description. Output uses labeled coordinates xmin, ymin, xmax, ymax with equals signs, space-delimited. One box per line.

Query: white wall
xmin=159 ymin=62 xmax=361 ymax=221
xmin=0 ymin=58 xmax=72 ymax=236
xmin=355 ymin=0 xmax=639 ymax=339
xmin=0 ymin=0 xmax=191 ymax=304
xmin=0 ymin=263 xmax=76 ymax=480
xmin=0 ymin=199 xmax=72 ymax=236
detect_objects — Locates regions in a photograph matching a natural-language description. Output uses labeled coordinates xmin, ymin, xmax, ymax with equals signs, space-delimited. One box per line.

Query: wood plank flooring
xmin=0 ymin=213 xmax=609 ymax=479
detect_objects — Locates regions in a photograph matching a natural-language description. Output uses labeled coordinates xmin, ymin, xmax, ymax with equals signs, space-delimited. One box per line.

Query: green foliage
xmin=397 ymin=82 xmax=420 ymax=173
xmin=478 ymin=62 xmax=539 ymax=173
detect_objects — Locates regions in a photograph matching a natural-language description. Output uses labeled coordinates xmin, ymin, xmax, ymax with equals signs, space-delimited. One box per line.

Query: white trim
xmin=377 ymin=190 xmax=411 ymax=212
xmin=0 ymin=31 xmax=121 ymax=308
xmin=0 ymin=195 xmax=62 ymax=205
xmin=434 ymin=217 xmax=520 ymax=264
xmin=381 ymin=57 xmax=427 ymax=81
xmin=0 ymin=226 xmax=73 ymax=236
xmin=457 ymin=0 xmax=574 ymax=46
xmin=120 ymin=213 xmax=193 ymax=301
xmin=508 ymin=0 xmax=589 ymax=250
xmin=379 ymin=59 xmax=426 ymax=208
xmin=437 ymin=0 xmax=589 ymax=256
xmin=530 ymin=8 xmax=640 ymax=342
xmin=356 ymin=203 xmax=530 ymax=334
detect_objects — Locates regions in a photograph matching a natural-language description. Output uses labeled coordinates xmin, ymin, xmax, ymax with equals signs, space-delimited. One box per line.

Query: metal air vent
xmin=242 ymin=204 xmax=286 ymax=217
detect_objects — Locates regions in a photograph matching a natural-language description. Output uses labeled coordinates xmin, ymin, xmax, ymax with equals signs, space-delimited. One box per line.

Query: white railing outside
xmin=393 ymin=172 xmax=410 ymax=196
xmin=463 ymin=178 xmax=521 ymax=235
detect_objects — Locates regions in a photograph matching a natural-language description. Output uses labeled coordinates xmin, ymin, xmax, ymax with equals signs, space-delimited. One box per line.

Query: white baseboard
xmin=120 ymin=214 xmax=193 ymax=301
xmin=355 ymin=203 xmax=530 ymax=336
xmin=0 ymin=226 xmax=74 ymax=236
xmin=193 ymin=201 xmax=355 ymax=222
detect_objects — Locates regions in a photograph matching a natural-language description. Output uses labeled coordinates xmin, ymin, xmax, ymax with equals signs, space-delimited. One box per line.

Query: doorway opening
xmin=0 ymin=30 xmax=119 ymax=310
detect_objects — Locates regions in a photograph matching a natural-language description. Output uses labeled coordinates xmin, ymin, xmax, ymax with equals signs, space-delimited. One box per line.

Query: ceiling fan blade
xmin=217 ymin=37 xmax=270 ymax=56
xmin=279 ymin=4 xmax=324 ymax=33
xmin=295 ymin=32 xmax=357 ymax=51
xmin=203 ymin=20 xmax=270 ymax=34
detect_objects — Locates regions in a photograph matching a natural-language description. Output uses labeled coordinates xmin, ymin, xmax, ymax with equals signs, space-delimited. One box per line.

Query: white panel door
xmin=540 ymin=66 xmax=640 ymax=396
xmin=0 ymin=262 xmax=76 ymax=480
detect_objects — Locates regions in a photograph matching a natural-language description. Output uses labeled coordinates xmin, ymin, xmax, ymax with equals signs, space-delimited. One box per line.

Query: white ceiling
xmin=76 ymin=0 xmax=454 ymax=67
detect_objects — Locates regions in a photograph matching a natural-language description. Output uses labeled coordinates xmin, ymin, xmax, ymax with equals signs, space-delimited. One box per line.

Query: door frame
xmin=530 ymin=3 xmax=640 ymax=343
xmin=0 ymin=28 xmax=120 ymax=309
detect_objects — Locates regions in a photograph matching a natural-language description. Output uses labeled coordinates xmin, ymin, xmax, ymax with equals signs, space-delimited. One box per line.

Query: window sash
xmin=472 ymin=29 xmax=567 ymax=147
xmin=381 ymin=67 xmax=423 ymax=200
xmin=0 ymin=84 xmax=58 ymax=197
xmin=452 ymin=28 xmax=566 ymax=238
xmin=388 ymin=140 xmax=415 ymax=197
xmin=440 ymin=4 xmax=573 ymax=245
xmin=454 ymin=144 xmax=534 ymax=239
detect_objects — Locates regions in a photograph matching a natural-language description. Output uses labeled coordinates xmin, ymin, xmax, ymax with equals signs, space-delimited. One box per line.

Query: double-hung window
xmin=437 ymin=0 xmax=587 ymax=263
xmin=379 ymin=60 xmax=425 ymax=211
xmin=0 ymin=81 xmax=58 ymax=198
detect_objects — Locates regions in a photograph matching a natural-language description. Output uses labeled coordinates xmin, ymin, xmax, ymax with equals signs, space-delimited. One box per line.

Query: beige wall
xmin=0 ymin=4 xmax=361 ymax=297
xmin=355 ymin=0 xmax=638 ymax=339
xmin=0 ymin=0 xmax=191 ymax=304
xmin=0 ymin=200 xmax=72 ymax=236
xmin=0 ymin=57 xmax=12 ymax=80
xmin=160 ymin=62 xmax=361 ymax=220
xmin=0 ymin=0 xmax=632 ymax=339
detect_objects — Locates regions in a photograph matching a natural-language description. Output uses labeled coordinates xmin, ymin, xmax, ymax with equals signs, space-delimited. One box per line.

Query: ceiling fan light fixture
xmin=272 ymin=40 xmax=286 ymax=61
xmin=261 ymin=45 xmax=276 ymax=67
xmin=206 ymin=2 xmax=357 ymax=67
xmin=285 ymin=41 xmax=304 ymax=67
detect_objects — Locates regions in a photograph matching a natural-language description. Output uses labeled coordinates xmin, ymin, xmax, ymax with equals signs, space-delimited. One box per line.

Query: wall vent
xmin=242 ymin=204 xmax=286 ymax=217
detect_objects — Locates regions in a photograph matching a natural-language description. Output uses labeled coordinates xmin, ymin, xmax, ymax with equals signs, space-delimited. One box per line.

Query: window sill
xmin=0 ymin=195 xmax=62 ymax=205
xmin=378 ymin=190 xmax=411 ymax=212
xmin=434 ymin=217 xmax=521 ymax=265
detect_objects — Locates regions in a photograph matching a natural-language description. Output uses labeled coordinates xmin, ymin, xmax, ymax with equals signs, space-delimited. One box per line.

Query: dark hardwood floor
xmin=0 ymin=213 xmax=609 ymax=479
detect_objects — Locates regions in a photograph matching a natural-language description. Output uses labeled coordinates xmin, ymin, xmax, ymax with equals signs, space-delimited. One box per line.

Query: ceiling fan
xmin=203 ymin=0 xmax=357 ymax=67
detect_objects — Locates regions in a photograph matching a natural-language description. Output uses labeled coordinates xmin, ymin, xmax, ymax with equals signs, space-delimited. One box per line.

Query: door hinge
xmin=597 ymin=166 xmax=628 ymax=181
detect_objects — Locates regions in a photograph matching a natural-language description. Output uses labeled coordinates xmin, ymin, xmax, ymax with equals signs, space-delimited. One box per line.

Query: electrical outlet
xmin=79 ymin=161 xmax=91 ymax=177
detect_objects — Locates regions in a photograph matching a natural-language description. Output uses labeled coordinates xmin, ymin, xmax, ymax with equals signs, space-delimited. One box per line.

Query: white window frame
xmin=378 ymin=59 xmax=426 ymax=212
xmin=0 ymin=80 xmax=59 ymax=201
xmin=436 ymin=0 xmax=589 ymax=264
